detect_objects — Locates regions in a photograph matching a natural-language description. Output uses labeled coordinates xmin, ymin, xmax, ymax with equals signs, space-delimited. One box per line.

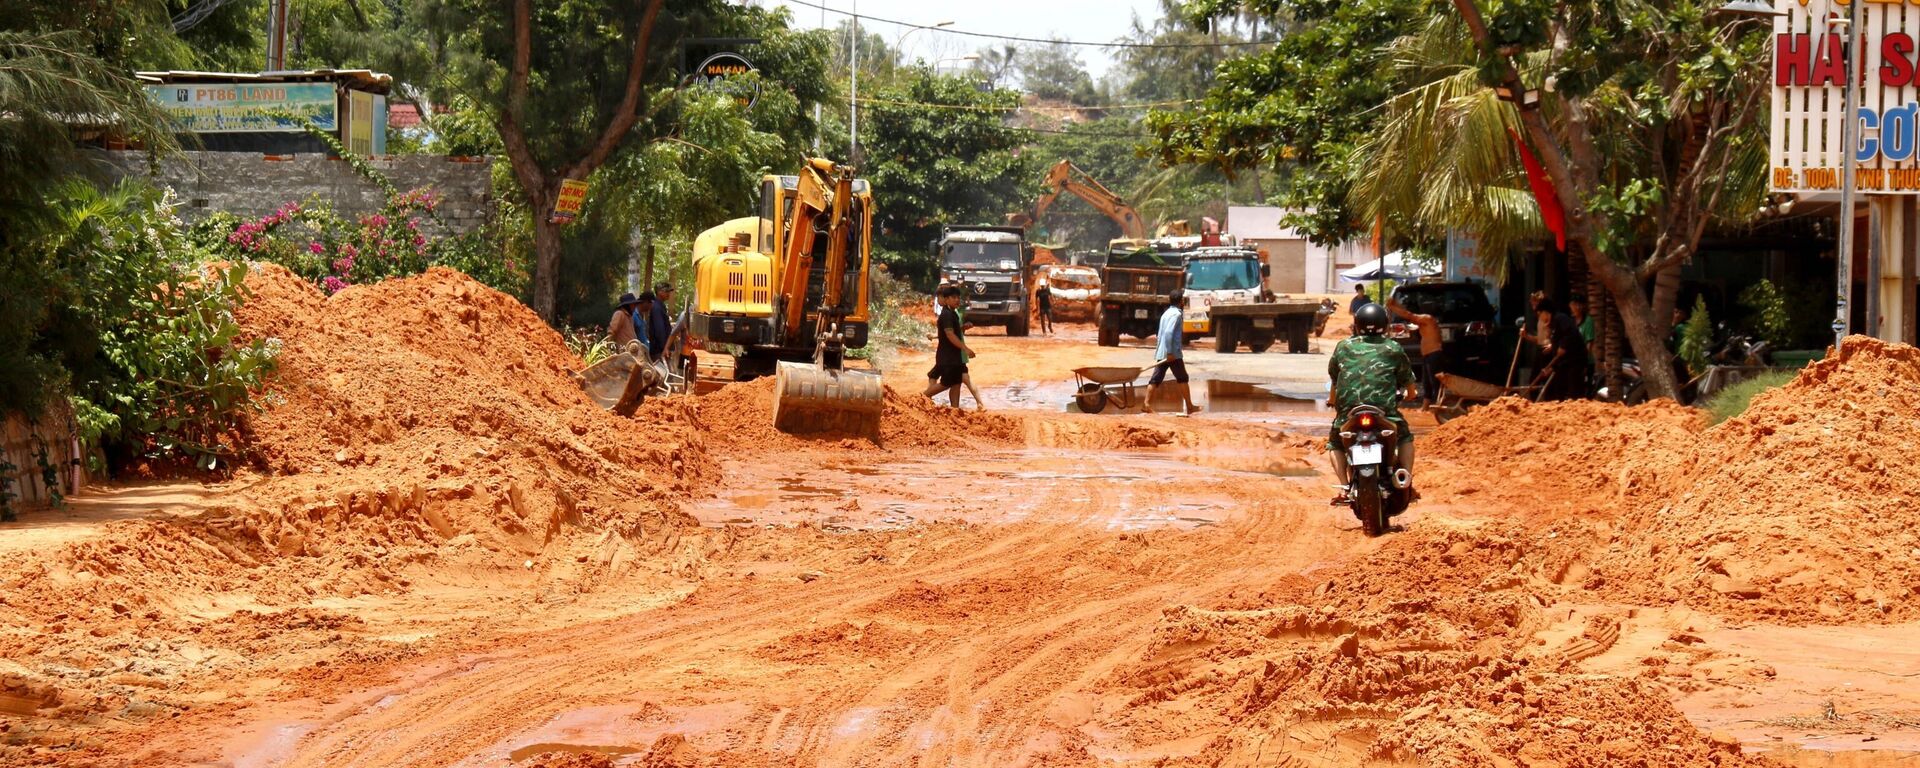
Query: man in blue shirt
xmin=1145 ymin=289 xmax=1197 ymax=415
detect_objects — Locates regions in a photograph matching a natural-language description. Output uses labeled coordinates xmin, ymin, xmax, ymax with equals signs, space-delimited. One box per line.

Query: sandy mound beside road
xmin=0 ymin=266 xmax=705 ymax=721
xmin=663 ymin=377 xmax=1025 ymax=453
xmin=1596 ymin=336 xmax=1920 ymax=623
xmin=1425 ymin=337 xmax=1920 ymax=624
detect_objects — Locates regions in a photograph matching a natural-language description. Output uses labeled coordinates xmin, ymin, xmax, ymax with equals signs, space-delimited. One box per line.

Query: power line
xmin=774 ymin=0 xmax=1278 ymax=50
xmin=854 ymin=96 xmax=1195 ymax=113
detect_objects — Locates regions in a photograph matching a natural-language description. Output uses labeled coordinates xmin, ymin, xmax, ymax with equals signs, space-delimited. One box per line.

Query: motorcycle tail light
xmin=1357 ymin=413 xmax=1376 ymax=429
xmin=1466 ymin=321 xmax=1490 ymax=336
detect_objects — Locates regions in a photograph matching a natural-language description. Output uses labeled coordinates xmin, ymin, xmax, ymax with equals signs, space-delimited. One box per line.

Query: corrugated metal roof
xmin=135 ymin=69 xmax=392 ymax=93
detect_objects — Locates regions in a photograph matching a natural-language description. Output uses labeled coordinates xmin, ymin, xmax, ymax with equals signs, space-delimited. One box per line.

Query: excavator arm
xmin=1017 ymin=160 xmax=1148 ymax=241
xmin=769 ymin=158 xmax=882 ymax=438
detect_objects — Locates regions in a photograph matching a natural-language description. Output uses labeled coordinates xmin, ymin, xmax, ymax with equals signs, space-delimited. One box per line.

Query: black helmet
xmin=1354 ymin=303 xmax=1390 ymax=337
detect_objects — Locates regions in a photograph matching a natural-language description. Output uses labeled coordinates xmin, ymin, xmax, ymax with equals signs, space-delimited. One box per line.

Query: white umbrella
xmin=1339 ymin=249 xmax=1440 ymax=283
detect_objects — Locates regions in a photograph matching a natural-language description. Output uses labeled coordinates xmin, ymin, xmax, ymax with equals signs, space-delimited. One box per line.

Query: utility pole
xmin=849 ymin=0 xmax=860 ymax=164
xmin=264 ymin=0 xmax=289 ymax=71
xmin=1835 ymin=0 xmax=1862 ymax=346
xmin=812 ymin=1 xmax=824 ymax=153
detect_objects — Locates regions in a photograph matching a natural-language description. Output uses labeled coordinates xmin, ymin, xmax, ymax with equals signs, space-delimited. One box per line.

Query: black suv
xmin=1387 ymin=281 xmax=1498 ymax=379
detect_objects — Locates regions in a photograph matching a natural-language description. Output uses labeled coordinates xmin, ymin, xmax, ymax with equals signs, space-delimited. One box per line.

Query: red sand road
xmin=4 ymin=266 xmax=1919 ymax=767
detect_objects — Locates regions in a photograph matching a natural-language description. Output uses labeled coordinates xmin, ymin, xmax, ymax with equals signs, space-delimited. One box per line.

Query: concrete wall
xmin=1247 ymin=237 xmax=1308 ymax=294
xmin=3 ymin=405 xmax=88 ymax=508
xmin=105 ymin=151 xmax=495 ymax=235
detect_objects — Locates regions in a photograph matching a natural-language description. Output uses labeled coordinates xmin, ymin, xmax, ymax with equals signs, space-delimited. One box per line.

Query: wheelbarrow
xmin=1071 ymin=366 xmax=1146 ymax=414
xmin=1428 ymin=372 xmax=1544 ymax=423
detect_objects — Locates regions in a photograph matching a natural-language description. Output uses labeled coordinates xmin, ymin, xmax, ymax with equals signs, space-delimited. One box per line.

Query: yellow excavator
xmin=685 ymin=157 xmax=884 ymax=438
xmin=1007 ymin=159 xmax=1150 ymax=251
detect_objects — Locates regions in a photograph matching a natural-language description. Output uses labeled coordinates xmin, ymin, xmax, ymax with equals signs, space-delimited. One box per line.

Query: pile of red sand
xmin=1592 ymin=336 xmax=1920 ymax=623
xmin=1106 ymin=525 xmax=1764 ymax=768
xmin=667 ymin=377 xmax=1023 ymax=452
xmin=1426 ymin=337 xmax=1920 ymax=623
xmin=0 ymin=266 xmax=710 ymax=719
xmin=233 ymin=265 xmax=707 ymax=537
xmin=1422 ymin=396 xmax=1703 ymax=517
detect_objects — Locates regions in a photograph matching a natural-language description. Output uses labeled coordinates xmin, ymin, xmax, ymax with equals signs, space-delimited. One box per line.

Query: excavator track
xmin=772 ymin=361 xmax=885 ymax=439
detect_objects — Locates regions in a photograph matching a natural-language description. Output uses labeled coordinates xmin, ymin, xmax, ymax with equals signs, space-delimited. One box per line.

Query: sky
xmin=754 ymin=0 xmax=1169 ymax=80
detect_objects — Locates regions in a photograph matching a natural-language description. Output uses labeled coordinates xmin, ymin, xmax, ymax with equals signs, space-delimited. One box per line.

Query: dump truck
xmin=1095 ymin=243 xmax=1186 ymax=347
xmin=934 ymin=225 xmax=1030 ymax=336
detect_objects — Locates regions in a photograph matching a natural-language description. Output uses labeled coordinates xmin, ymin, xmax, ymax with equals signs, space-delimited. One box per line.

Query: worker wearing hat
xmin=608 ymin=292 xmax=653 ymax=351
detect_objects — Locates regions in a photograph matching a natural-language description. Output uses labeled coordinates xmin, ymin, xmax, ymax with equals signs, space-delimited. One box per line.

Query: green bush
xmin=44 ymin=182 xmax=281 ymax=469
xmin=1738 ymin=279 xmax=1791 ymax=348
xmin=1702 ymin=370 xmax=1797 ymax=425
xmin=1678 ymin=296 xmax=1714 ymax=377
xmin=853 ymin=266 xmax=932 ymax=361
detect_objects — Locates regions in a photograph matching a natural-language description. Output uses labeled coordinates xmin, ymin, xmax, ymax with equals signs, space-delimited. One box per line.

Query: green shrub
xmin=1678 ymin=296 xmax=1714 ymax=377
xmin=1738 ymin=279 xmax=1791 ymax=348
xmin=40 ymin=181 xmax=279 ymax=470
xmin=1702 ymin=370 xmax=1797 ymax=425
xmin=853 ymin=267 xmax=932 ymax=360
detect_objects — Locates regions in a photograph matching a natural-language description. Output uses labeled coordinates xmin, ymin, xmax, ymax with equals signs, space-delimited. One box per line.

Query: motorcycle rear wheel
xmin=1354 ymin=478 xmax=1386 ymax=536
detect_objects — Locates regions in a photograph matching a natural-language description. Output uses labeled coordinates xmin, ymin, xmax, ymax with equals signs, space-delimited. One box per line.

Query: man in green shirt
xmin=1327 ymin=303 xmax=1419 ymax=502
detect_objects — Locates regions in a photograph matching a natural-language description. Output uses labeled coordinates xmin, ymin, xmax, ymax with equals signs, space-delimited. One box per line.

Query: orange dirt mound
xmin=670 ymin=377 xmax=1022 ymax=452
xmin=1422 ymin=396 xmax=1703 ymax=516
xmin=1107 ymin=525 xmax=1763 ymax=767
xmin=1594 ymin=336 xmax=1920 ymax=623
xmin=0 ymin=266 xmax=709 ymax=721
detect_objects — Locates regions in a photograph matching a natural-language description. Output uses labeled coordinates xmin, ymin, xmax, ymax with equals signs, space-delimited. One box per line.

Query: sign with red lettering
xmin=1773 ymin=0 xmax=1920 ymax=193
xmin=549 ymin=179 xmax=590 ymax=224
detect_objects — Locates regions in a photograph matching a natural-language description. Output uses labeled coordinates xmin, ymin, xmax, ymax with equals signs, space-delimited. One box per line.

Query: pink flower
xmin=412 ymin=235 xmax=425 ymax=247
xmin=332 ymin=256 xmax=356 ymax=273
xmin=308 ymin=242 xmax=325 ymax=255
xmin=321 ymin=276 xmax=348 ymax=294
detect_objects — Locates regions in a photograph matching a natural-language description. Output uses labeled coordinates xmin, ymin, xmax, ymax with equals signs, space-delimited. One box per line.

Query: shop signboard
xmin=1771 ymin=0 xmax=1920 ymax=193
xmin=145 ymin=82 xmax=337 ymax=133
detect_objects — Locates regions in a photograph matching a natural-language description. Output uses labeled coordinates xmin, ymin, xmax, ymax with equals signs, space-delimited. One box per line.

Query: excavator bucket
xmin=576 ymin=343 xmax=662 ymax=417
xmin=772 ymin=361 xmax=884 ymax=439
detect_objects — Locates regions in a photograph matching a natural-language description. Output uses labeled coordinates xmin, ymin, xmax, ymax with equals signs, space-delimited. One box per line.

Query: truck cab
xmin=934 ymin=225 xmax=1030 ymax=336
xmin=1182 ymin=246 xmax=1271 ymax=337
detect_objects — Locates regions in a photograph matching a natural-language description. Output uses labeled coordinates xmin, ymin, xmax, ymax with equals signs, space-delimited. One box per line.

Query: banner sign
xmin=549 ymin=179 xmax=590 ymax=224
xmin=145 ymin=82 xmax=337 ymax=133
xmin=693 ymin=52 xmax=760 ymax=109
xmin=1771 ymin=0 xmax=1920 ymax=193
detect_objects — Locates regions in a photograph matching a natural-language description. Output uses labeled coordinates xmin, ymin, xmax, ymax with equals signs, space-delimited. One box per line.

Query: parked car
xmin=1387 ymin=281 xmax=1498 ymax=380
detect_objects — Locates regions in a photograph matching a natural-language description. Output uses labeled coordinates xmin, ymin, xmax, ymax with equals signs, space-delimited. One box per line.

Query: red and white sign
xmin=1773 ymin=0 xmax=1920 ymax=193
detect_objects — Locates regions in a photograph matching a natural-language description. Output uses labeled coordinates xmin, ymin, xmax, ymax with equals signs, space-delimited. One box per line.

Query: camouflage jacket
xmin=1328 ymin=335 xmax=1414 ymax=416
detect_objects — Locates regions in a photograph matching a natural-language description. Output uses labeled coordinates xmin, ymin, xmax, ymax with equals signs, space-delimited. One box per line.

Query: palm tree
xmin=1345 ymin=6 xmax=1769 ymax=397
xmin=0 ymin=30 xmax=178 ymax=215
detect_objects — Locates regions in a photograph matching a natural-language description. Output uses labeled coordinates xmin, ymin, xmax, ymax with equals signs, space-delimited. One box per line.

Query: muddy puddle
xmin=1753 ymin=746 xmax=1920 ymax=767
xmin=988 ymin=377 xmax=1330 ymax=416
xmin=697 ymin=448 xmax=1311 ymax=531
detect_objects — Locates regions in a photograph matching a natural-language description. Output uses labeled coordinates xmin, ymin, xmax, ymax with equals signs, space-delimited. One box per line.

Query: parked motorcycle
xmin=1337 ymin=405 xmax=1412 ymax=536
xmin=1598 ymin=326 xmax=1771 ymax=404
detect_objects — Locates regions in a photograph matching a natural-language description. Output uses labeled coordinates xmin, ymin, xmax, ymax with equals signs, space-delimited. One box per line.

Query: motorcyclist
xmin=1328 ymin=303 xmax=1419 ymax=504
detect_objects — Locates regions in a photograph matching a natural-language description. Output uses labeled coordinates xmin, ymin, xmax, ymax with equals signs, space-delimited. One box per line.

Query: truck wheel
xmin=1288 ymin=324 xmax=1311 ymax=354
xmin=1249 ymin=336 xmax=1274 ymax=353
xmin=1009 ymin=314 xmax=1030 ymax=337
xmin=1217 ymin=321 xmax=1240 ymax=354
xmin=1098 ymin=315 xmax=1120 ymax=347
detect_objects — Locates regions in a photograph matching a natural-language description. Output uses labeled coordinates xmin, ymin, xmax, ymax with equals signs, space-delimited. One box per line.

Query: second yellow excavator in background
xmin=684 ymin=157 xmax=884 ymax=438
xmin=1007 ymin=159 xmax=1150 ymax=252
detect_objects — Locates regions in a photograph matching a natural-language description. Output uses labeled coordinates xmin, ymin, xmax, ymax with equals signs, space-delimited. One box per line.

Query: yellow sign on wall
xmin=550 ymin=179 xmax=590 ymax=224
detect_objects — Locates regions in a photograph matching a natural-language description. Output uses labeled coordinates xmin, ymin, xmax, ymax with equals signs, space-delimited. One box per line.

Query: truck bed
xmin=1207 ymin=299 xmax=1321 ymax=318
